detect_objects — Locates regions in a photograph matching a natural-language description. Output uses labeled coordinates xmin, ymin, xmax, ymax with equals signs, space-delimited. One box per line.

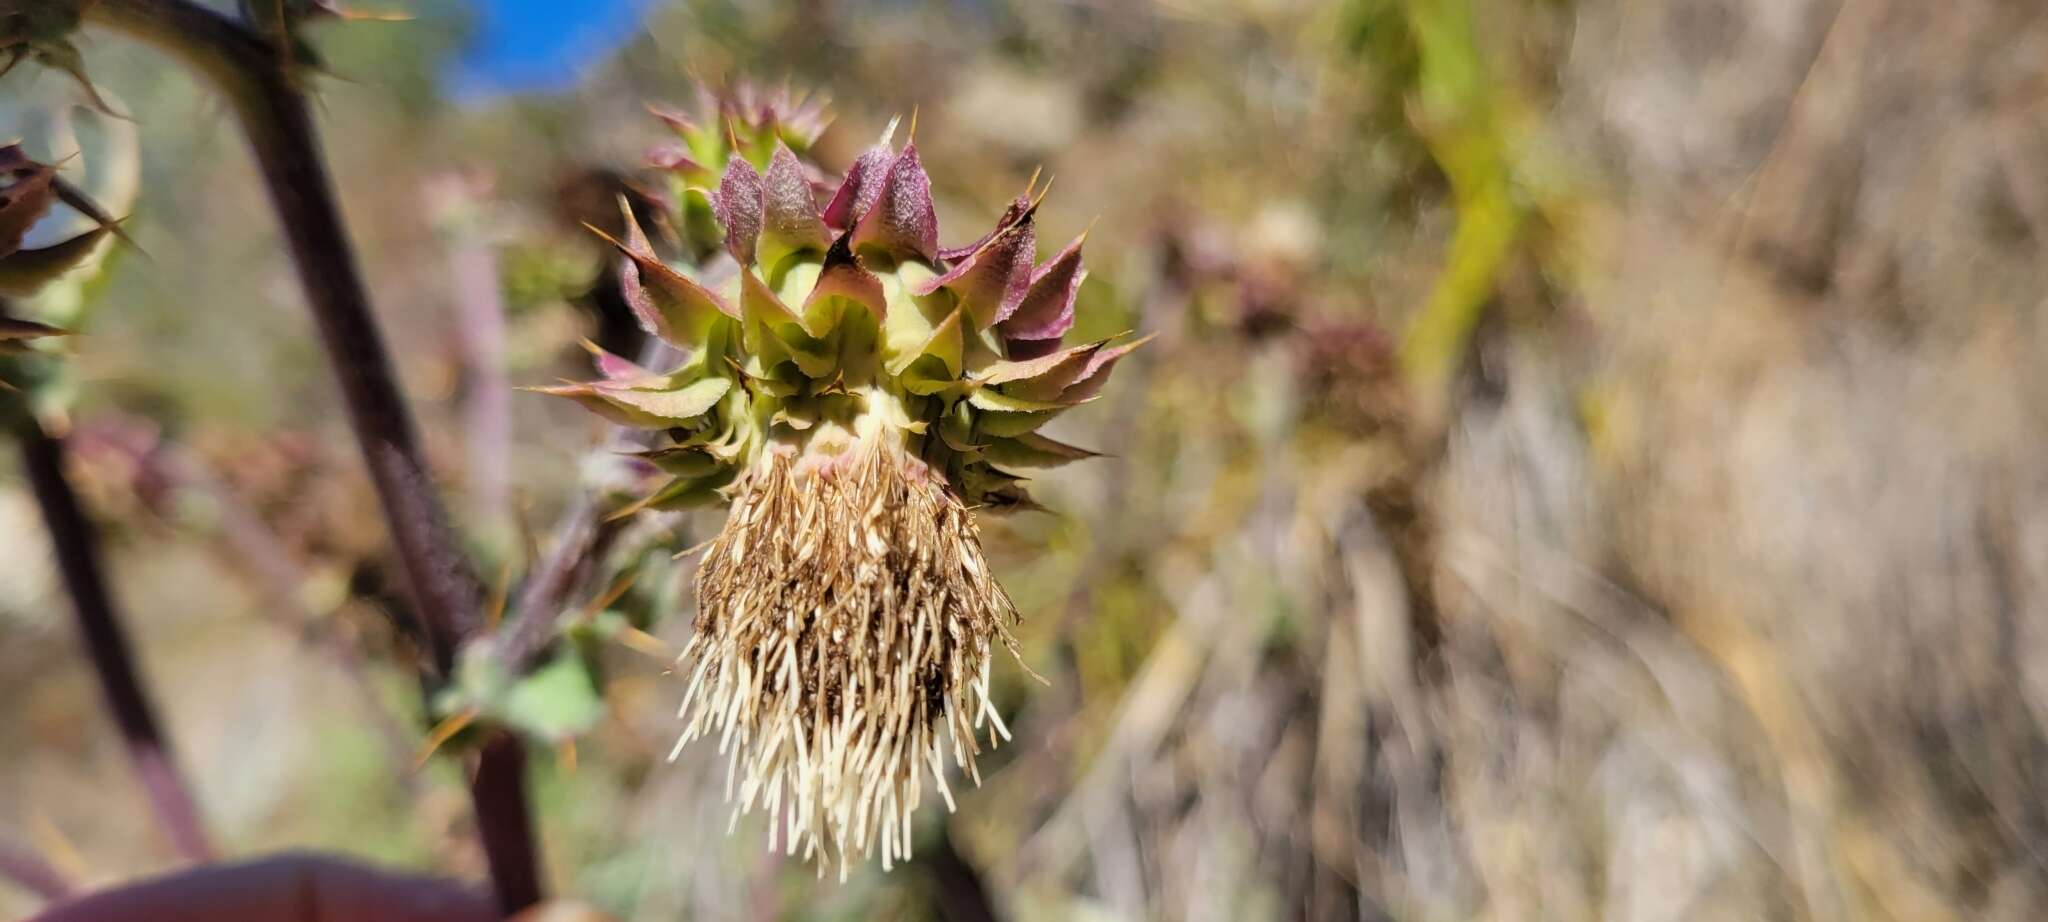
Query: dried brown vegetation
xmin=681 ymin=441 xmax=1018 ymax=874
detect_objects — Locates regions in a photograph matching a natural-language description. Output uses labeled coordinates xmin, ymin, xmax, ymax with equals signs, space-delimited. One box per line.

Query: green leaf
xmin=983 ymin=431 xmax=1100 ymax=468
xmin=939 ymin=399 xmax=980 ymax=450
xmin=977 ymin=407 xmax=1065 ymax=438
xmin=745 ymin=266 xmax=837 ymax=377
xmin=900 ymin=353 xmax=959 ymax=396
xmin=977 ymin=340 xmax=1104 ymax=401
xmin=625 ymin=445 xmax=727 ymax=478
xmin=497 ymin=653 xmax=606 ymax=743
xmin=532 ymin=374 xmax=730 ymax=429
xmin=611 ymin=466 xmax=740 ymax=518
xmin=967 ymin=384 xmax=1076 ymax=414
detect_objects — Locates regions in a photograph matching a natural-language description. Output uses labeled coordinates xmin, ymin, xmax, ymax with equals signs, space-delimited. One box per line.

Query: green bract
xmin=543 ymin=114 xmax=1144 ymax=514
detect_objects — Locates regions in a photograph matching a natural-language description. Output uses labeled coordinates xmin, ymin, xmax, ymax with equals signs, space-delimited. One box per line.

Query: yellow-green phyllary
xmin=541 ymin=96 xmax=1144 ymax=873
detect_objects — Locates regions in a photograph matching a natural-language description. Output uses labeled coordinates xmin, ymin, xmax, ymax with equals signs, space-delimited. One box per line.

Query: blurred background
xmin=6 ymin=0 xmax=2048 ymax=919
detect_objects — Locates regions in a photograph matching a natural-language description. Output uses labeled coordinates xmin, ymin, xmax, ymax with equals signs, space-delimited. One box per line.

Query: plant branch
xmin=76 ymin=0 xmax=539 ymax=912
xmin=490 ymin=334 xmax=682 ymax=674
xmin=469 ymin=732 xmax=542 ymax=912
xmin=85 ymin=0 xmax=479 ymax=677
xmin=14 ymin=414 xmax=215 ymax=864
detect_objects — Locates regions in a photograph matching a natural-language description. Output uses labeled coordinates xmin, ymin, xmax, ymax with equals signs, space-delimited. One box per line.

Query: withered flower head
xmin=541 ymin=106 xmax=1142 ymax=872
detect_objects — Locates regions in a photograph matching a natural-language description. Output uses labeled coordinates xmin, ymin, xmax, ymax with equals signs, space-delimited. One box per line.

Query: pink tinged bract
xmin=590 ymin=199 xmax=737 ymax=348
xmin=712 ymin=154 xmax=765 ymax=267
xmin=645 ymin=142 xmax=702 ymax=175
xmin=850 ymin=143 xmax=939 ymax=263
xmin=914 ymin=207 xmax=1035 ymax=330
xmin=821 ymin=143 xmax=895 ymax=232
xmin=583 ymin=340 xmax=655 ymax=381
xmin=761 ymin=143 xmax=829 ymax=254
xmin=1058 ymin=333 xmax=1154 ymax=403
xmin=999 ymin=230 xmax=1086 ymax=345
xmin=939 ymin=196 xmax=1031 ymax=264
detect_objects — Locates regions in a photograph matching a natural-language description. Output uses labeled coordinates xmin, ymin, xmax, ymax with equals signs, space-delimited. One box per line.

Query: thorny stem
xmin=494 ymin=489 xmax=618 ymax=671
xmin=83 ymin=0 xmax=481 ymax=677
xmin=73 ymin=0 xmax=541 ymax=912
xmin=491 ymin=332 xmax=682 ymax=674
xmin=14 ymin=414 xmax=216 ymax=865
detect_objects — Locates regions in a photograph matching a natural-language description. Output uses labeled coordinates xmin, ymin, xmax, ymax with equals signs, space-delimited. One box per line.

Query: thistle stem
xmin=492 ymin=338 xmax=675 ymax=674
xmin=469 ymin=732 xmax=543 ymax=913
xmin=74 ymin=0 xmax=540 ymax=911
xmin=84 ymin=0 xmax=481 ymax=675
xmin=14 ymin=414 xmax=216 ymax=864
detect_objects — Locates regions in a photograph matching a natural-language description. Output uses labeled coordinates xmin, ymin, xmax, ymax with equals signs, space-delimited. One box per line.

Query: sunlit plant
xmin=540 ymin=100 xmax=1144 ymax=871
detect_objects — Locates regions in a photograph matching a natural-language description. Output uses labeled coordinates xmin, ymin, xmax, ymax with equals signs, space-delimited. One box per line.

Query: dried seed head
xmin=540 ymin=92 xmax=1146 ymax=873
xmin=675 ymin=436 xmax=1016 ymax=874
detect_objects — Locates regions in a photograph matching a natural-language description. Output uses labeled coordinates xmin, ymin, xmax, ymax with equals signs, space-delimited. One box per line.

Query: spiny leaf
xmin=623 ymin=444 xmax=728 ymax=478
xmin=609 ymin=467 xmax=738 ymax=519
xmin=967 ymin=385 xmax=1080 ymax=414
xmin=0 ymin=315 xmax=70 ymax=341
xmin=983 ymin=431 xmax=1100 ymax=468
xmin=30 ymin=40 xmax=125 ymax=119
xmin=0 ymin=226 xmax=107 ymax=297
xmin=0 ymin=145 xmax=58 ymax=258
xmin=579 ymin=339 xmax=654 ymax=381
xmin=977 ymin=339 xmax=1105 ymax=401
xmin=598 ymin=376 xmax=731 ymax=422
xmin=939 ymin=194 xmax=1031 ymax=263
xmin=532 ymin=375 xmax=731 ymax=428
xmin=52 ymin=175 xmax=139 ymax=252
xmin=585 ymin=198 xmax=735 ymax=346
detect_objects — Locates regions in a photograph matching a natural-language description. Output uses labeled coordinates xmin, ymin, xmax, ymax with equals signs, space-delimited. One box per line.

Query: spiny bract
xmin=540 ymin=99 xmax=1142 ymax=874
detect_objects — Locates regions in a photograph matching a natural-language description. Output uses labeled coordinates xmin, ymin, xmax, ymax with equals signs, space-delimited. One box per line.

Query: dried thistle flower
xmin=540 ymin=102 xmax=1142 ymax=872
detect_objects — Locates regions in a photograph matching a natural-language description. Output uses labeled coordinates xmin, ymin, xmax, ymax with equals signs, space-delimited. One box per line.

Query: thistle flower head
xmin=542 ymin=104 xmax=1141 ymax=871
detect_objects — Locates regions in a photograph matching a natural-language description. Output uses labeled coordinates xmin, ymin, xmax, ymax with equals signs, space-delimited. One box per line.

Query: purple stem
xmin=79 ymin=0 xmax=542 ymax=911
xmin=468 ymin=732 xmax=543 ymax=912
xmin=15 ymin=415 xmax=216 ymax=864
